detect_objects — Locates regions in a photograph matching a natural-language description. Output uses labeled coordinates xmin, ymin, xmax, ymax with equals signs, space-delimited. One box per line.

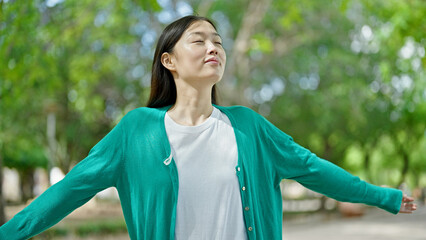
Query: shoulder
xmin=123 ymin=107 xmax=166 ymax=120
xmin=217 ymin=105 xmax=293 ymax=140
xmin=118 ymin=106 xmax=168 ymax=129
xmin=215 ymin=105 xmax=260 ymax=120
xmin=215 ymin=105 xmax=269 ymax=131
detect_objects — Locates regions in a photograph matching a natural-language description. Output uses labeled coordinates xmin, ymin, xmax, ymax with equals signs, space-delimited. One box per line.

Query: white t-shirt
xmin=165 ymin=107 xmax=248 ymax=240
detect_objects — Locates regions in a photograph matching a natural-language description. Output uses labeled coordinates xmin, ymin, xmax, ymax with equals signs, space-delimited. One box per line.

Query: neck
xmin=167 ymin=81 xmax=214 ymax=126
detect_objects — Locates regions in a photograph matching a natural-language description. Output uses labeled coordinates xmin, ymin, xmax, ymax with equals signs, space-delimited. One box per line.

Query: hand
xmin=399 ymin=194 xmax=417 ymax=214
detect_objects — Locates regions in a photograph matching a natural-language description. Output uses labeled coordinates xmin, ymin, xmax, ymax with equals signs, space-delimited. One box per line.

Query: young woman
xmin=0 ymin=15 xmax=417 ymax=240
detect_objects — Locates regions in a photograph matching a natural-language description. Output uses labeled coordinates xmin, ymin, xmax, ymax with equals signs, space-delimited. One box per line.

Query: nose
xmin=207 ymin=41 xmax=218 ymax=55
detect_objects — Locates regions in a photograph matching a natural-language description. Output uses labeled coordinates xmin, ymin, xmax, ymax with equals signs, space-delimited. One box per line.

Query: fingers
xmin=400 ymin=202 xmax=417 ymax=214
xmin=402 ymin=194 xmax=414 ymax=202
xmin=404 ymin=203 xmax=417 ymax=210
xmin=399 ymin=194 xmax=417 ymax=214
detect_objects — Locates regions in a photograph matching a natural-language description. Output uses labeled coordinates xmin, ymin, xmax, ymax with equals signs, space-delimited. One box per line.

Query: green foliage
xmin=1 ymin=0 xmax=163 ymax=176
xmin=35 ymin=227 xmax=69 ymax=239
xmin=3 ymin=138 xmax=48 ymax=170
xmin=251 ymin=34 xmax=273 ymax=54
xmin=75 ymin=219 xmax=127 ymax=237
xmin=32 ymin=218 xmax=126 ymax=239
xmin=259 ymin=0 xmax=425 ymax=188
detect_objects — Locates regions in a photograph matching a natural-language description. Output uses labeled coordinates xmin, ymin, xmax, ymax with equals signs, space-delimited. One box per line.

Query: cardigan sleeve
xmin=0 ymin=118 xmax=126 ymax=240
xmin=257 ymin=114 xmax=403 ymax=214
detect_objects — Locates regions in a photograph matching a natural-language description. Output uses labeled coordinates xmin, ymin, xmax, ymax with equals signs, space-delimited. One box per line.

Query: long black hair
xmin=146 ymin=15 xmax=219 ymax=108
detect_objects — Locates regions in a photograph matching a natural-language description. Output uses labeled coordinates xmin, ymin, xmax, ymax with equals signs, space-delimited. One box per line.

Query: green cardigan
xmin=0 ymin=105 xmax=403 ymax=240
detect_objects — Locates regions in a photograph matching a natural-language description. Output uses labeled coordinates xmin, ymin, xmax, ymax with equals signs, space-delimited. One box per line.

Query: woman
xmin=0 ymin=15 xmax=417 ymax=240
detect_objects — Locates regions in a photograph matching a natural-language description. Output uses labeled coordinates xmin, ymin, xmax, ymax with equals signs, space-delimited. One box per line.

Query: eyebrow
xmin=188 ymin=31 xmax=222 ymax=39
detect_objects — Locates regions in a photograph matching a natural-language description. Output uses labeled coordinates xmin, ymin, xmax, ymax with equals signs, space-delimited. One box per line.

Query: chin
xmin=199 ymin=72 xmax=222 ymax=82
xmin=208 ymin=75 xmax=223 ymax=84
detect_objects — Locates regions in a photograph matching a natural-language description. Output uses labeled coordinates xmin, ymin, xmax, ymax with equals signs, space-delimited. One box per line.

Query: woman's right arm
xmin=0 ymin=118 xmax=125 ymax=240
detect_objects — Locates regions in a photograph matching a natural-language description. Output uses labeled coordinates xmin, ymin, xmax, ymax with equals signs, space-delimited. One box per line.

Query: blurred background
xmin=0 ymin=0 xmax=425 ymax=239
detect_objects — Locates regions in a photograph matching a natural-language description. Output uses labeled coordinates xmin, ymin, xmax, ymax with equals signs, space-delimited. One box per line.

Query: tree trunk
xmin=0 ymin=154 xmax=6 ymax=225
xmin=393 ymin=133 xmax=410 ymax=188
xmin=398 ymin=150 xmax=409 ymax=187
xmin=363 ymin=144 xmax=374 ymax=182
xmin=19 ymin=168 xmax=35 ymax=203
xmin=196 ymin=0 xmax=215 ymax=16
xmin=46 ymin=111 xmax=57 ymax=186
xmin=322 ymin=136 xmax=333 ymax=162
xmin=220 ymin=0 xmax=272 ymax=106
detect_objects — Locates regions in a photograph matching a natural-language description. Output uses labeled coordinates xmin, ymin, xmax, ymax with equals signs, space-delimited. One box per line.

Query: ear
xmin=161 ymin=52 xmax=176 ymax=72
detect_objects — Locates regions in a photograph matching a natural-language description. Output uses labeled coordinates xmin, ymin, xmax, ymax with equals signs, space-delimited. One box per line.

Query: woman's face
xmin=166 ymin=20 xmax=226 ymax=86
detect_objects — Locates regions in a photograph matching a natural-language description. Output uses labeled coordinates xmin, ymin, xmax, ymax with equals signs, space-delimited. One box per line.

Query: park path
xmin=283 ymin=204 xmax=426 ymax=240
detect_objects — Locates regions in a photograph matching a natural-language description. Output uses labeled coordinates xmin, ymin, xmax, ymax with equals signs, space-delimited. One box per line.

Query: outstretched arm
xmin=0 ymin=119 xmax=125 ymax=240
xmin=257 ymin=114 xmax=408 ymax=214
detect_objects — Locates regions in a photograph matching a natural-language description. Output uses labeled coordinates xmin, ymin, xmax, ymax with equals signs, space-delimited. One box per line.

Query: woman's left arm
xmin=258 ymin=115 xmax=415 ymax=214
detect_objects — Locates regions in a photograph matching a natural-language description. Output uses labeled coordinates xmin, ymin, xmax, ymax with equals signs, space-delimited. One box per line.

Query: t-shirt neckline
xmin=165 ymin=107 xmax=220 ymax=134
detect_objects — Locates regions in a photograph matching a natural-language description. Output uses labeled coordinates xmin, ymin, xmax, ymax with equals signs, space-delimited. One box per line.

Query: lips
xmin=205 ymin=57 xmax=219 ymax=64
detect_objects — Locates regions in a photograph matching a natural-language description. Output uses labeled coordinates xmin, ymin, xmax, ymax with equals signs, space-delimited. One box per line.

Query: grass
xmin=31 ymin=217 xmax=128 ymax=239
xmin=75 ymin=218 xmax=127 ymax=237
